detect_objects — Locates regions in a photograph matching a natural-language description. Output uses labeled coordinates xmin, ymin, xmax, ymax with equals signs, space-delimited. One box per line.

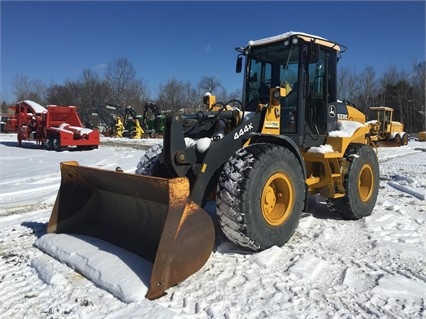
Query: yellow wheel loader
xmin=47 ymin=31 xmax=379 ymax=299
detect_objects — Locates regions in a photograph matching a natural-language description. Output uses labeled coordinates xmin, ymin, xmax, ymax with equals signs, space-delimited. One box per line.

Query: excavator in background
xmin=94 ymin=101 xmax=164 ymax=138
xmin=45 ymin=31 xmax=379 ymax=299
xmin=141 ymin=102 xmax=166 ymax=137
xmin=367 ymin=106 xmax=408 ymax=146
xmin=93 ymin=101 xmax=122 ymax=137
xmin=94 ymin=101 xmax=143 ymax=138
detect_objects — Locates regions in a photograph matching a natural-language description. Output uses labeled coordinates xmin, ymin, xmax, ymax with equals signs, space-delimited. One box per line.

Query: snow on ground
xmin=0 ymin=133 xmax=425 ymax=318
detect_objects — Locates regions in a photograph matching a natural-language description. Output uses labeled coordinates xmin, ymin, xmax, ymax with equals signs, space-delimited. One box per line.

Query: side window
xmin=280 ymin=62 xmax=299 ymax=133
xmin=306 ymin=49 xmax=327 ymax=134
xmin=246 ymin=60 xmax=272 ymax=111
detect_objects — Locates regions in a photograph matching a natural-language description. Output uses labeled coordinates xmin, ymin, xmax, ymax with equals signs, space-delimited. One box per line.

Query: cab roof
xmin=247 ymin=31 xmax=343 ymax=52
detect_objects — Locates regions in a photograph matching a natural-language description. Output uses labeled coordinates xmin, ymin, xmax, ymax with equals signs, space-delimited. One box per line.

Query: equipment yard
xmin=0 ymin=133 xmax=424 ymax=318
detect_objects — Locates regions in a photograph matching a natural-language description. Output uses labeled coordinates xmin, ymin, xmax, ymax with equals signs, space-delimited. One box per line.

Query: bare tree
xmin=354 ymin=66 xmax=378 ymax=113
xmin=46 ymin=83 xmax=78 ymax=105
xmin=197 ymin=76 xmax=222 ymax=95
xmin=337 ymin=65 xmax=358 ymax=104
xmin=79 ymin=69 xmax=108 ymax=106
xmin=13 ymin=75 xmax=47 ymax=104
xmin=378 ymin=65 xmax=399 ymax=105
xmin=124 ymin=79 xmax=150 ymax=114
xmin=106 ymin=57 xmax=137 ymax=105
xmin=1 ymin=101 xmax=7 ymax=114
xmin=158 ymin=78 xmax=196 ymax=112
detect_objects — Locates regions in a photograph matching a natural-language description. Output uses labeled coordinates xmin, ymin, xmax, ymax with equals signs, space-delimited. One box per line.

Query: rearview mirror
xmin=236 ymin=56 xmax=243 ymax=73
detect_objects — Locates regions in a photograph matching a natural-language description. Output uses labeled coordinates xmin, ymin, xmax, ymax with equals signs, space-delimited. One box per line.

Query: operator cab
xmin=236 ymin=31 xmax=345 ymax=148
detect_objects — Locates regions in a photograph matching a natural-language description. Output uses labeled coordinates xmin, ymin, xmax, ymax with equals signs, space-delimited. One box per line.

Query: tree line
xmin=2 ymin=57 xmax=425 ymax=133
xmin=337 ymin=62 xmax=425 ymax=133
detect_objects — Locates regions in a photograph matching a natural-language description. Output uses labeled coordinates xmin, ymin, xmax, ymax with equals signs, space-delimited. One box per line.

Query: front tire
xmin=329 ymin=144 xmax=379 ymax=220
xmin=17 ymin=133 xmax=23 ymax=147
xmin=216 ymin=144 xmax=305 ymax=251
xmin=394 ymin=134 xmax=401 ymax=145
xmin=135 ymin=143 xmax=169 ymax=177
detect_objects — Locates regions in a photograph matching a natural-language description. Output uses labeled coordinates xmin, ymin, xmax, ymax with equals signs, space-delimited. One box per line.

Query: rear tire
xmin=216 ymin=143 xmax=305 ymax=251
xmin=401 ymin=133 xmax=408 ymax=145
xmin=328 ymin=144 xmax=379 ymax=220
xmin=53 ymin=136 xmax=63 ymax=152
xmin=45 ymin=137 xmax=53 ymax=150
xmin=135 ymin=143 xmax=169 ymax=177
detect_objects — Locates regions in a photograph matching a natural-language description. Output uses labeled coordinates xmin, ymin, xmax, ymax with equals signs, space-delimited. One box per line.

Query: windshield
xmin=245 ymin=43 xmax=300 ymax=111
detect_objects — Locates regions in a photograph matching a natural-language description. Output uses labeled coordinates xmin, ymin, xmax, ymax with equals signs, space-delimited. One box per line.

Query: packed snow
xmin=328 ymin=120 xmax=365 ymax=138
xmin=0 ymin=133 xmax=425 ymax=318
xmin=307 ymin=144 xmax=335 ymax=154
xmin=21 ymin=100 xmax=47 ymax=114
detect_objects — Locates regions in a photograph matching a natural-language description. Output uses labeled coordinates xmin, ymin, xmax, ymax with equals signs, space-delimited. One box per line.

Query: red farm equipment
xmin=12 ymin=100 xmax=100 ymax=151
xmin=4 ymin=106 xmax=18 ymax=133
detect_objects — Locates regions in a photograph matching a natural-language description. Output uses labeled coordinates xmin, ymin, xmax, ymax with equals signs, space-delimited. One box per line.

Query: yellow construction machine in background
xmin=367 ymin=106 xmax=408 ymax=146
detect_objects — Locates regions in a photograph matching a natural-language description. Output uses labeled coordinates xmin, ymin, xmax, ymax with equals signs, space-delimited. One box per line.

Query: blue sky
xmin=1 ymin=1 xmax=425 ymax=102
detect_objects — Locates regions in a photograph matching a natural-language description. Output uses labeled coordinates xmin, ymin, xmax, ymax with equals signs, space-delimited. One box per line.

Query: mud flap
xmin=47 ymin=161 xmax=215 ymax=300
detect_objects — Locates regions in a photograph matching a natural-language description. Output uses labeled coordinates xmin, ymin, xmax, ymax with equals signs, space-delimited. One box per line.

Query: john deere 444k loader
xmin=47 ymin=31 xmax=379 ymax=299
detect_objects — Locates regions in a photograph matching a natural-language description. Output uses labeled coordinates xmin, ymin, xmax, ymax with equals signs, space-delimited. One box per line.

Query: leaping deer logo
xmin=329 ymin=105 xmax=336 ymax=118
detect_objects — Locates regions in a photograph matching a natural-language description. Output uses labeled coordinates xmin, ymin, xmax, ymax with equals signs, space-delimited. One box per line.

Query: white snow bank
xmin=251 ymin=245 xmax=283 ymax=267
xmin=342 ymin=268 xmax=377 ymax=292
xmin=35 ymin=233 xmax=153 ymax=303
xmin=328 ymin=120 xmax=364 ymax=137
xmin=371 ymin=274 xmax=425 ymax=300
xmin=288 ymin=255 xmax=328 ymax=281
xmin=307 ymin=144 xmax=335 ymax=154
xmin=31 ymin=255 xmax=68 ymax=285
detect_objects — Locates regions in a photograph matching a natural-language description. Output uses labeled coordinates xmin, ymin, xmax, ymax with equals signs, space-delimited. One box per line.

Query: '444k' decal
xmin=234 ymin=123 xmax=254 ymax=140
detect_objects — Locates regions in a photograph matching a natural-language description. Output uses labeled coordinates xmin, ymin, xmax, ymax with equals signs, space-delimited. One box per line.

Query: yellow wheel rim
xmin=358 ymin=163 xmax=374 ymax=202
xmin=261 ymin=172 xmax=294 ymax=226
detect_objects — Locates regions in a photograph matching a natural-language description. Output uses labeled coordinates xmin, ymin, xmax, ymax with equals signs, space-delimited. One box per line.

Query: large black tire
xmin=329 ymin=144 xmax=379 ymax=220
xmin=52 ymin=135 xmax=63 ymax=152
xmin=45 ymin=137 xmax=54 ymax=150
xmin=135 ymin=143 xmax=169 ymax=177
xmin=17 ymin=133 xmax=22 ymax=147
xmin=401 ymin=133 xmax=408 ymax=145
xmin=216 ymin=143 xmax=305 ymax=251
xmin=394 ymin=134 xmax=401 ymax=145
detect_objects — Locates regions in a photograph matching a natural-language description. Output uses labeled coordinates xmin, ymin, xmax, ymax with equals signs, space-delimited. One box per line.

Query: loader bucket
xmin=47 ymin=161 xmax=215 ymax=300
